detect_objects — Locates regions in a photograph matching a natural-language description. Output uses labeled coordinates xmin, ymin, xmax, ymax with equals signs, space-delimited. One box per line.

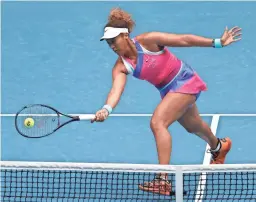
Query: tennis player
xmin=92 ymin=8 xmax=242 ymax=195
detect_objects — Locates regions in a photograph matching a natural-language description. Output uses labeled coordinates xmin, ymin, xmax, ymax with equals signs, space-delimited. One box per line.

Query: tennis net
xmin=1 ymin=161 xmax=255 ymax=201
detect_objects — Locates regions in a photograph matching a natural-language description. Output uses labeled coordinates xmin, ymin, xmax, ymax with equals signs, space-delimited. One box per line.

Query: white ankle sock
xmin=211 ymin=139 xmax=221 ymax=152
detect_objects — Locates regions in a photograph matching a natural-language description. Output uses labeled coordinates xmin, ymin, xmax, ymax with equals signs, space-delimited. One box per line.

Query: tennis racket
xmin=15 ymin=104 xmax=95 ymax=138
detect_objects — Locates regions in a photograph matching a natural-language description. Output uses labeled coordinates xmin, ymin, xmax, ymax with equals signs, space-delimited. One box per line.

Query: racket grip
xmin=78 ymin=114 xmax=96 ymax=121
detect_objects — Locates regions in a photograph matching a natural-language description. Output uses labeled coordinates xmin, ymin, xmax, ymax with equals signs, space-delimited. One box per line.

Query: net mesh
xmin=1 ymin=161 xmax=255 ymax=202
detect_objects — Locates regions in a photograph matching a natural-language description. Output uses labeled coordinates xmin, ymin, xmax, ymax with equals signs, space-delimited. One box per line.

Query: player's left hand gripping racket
xmin=15 ymin=104 xmax=96 ymax=138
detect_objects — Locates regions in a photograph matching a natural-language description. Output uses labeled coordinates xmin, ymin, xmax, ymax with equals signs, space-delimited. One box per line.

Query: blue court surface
xmin=1 ymin=1 xmax=256 ymax=167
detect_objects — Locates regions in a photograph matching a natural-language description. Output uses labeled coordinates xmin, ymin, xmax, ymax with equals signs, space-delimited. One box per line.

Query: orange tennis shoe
xmin=138 ymin=175 xmax=172 ymax=196
xmin=210 ymin=137 xmax=232 ymax=164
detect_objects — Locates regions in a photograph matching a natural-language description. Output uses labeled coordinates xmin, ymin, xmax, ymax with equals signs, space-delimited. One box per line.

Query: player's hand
xmin=91 ymin=109 xmax=109 ymax=123
xmin=221 ymin=26 xmax=242 ymax=47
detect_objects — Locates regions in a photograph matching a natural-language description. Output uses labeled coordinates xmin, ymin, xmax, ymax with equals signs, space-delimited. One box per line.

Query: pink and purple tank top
xmin=121 ymin=38 xmax=207 ymax=98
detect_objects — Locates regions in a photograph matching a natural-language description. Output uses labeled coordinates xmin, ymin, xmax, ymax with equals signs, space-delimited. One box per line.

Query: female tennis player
xmin=92 ymin=8 xmax=242 ymax=195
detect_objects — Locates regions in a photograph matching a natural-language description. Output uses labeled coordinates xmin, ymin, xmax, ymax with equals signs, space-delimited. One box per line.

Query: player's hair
xmin=104 ymin=8 xmax=135 ymax=33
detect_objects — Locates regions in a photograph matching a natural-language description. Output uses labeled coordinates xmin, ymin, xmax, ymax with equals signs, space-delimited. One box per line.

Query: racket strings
xmin=16 ymin=105 xmax=59 ymax=138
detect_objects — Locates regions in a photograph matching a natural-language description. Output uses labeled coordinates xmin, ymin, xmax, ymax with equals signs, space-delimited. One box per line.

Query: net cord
xmin=1 ymin=161 xmax=256 ymax=173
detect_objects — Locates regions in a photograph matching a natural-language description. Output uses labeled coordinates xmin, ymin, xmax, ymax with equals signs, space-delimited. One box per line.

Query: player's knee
xmin=150 ymin=116 xmax=167 ymax=133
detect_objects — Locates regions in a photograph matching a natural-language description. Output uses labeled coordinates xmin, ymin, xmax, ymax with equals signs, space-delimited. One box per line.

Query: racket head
xmin=15 ymin=104 xmax=78 ymax=138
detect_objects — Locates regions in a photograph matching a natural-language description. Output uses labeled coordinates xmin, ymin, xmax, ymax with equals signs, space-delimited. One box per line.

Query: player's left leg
xmin=178 ymin=103 xmax=232 ymax=164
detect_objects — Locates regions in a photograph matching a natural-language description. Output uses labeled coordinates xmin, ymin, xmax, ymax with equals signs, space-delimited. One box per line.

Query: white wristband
xmin=102 ymin=105 xmax=113 ymax=114
xmin=213 ymin=39 xmax=223 ymax=48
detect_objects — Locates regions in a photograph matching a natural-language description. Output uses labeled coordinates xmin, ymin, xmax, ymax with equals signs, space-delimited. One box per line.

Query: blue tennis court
xmin=2 ymin=1 xmax=256 ymax=165
xmin=1 ymin=0 xmax=256 ymax=183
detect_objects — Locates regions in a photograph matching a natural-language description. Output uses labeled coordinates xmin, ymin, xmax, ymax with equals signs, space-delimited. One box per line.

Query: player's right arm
xmin=91 ymin=57 xmax=128 ymax=123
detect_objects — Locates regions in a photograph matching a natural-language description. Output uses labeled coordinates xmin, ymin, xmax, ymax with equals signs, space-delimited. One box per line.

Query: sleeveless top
xmin=120 ymin=38 xmax=182 ymax=90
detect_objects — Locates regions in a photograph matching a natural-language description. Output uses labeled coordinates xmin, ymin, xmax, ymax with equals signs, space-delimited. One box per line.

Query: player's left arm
xmin=144 ymin=26 xmax=242 ymax=48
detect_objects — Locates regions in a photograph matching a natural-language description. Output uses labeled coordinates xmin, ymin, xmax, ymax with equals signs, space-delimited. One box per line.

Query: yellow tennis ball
xmin=24 ymin=118 xmax=34 ymax=128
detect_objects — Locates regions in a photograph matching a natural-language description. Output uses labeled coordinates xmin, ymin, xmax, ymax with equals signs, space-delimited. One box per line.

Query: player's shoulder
xmin=112 ymin=56 xmax=129 ymax=75
xmin=134 ymin=32 xmax=162 ymax=41
xmin=133 ymin=32 xmax=152 ymax=44
xmin=133 ymin=32 xmax=164 ymax=51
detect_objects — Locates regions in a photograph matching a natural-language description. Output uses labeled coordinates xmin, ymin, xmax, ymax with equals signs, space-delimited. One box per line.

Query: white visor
xmin=100 ymin=27 xmax=129 ymax=41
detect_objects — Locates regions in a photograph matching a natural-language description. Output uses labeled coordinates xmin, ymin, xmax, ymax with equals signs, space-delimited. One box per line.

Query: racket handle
xmin=78 ymin=114 xmax=96 ymax=121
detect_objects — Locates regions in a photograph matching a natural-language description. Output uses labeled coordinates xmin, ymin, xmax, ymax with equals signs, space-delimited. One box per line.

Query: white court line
xmin=194 ymin=115 xmax=220 ymax=202
xmin=1 ymin=113 xmax=256 ymax=117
